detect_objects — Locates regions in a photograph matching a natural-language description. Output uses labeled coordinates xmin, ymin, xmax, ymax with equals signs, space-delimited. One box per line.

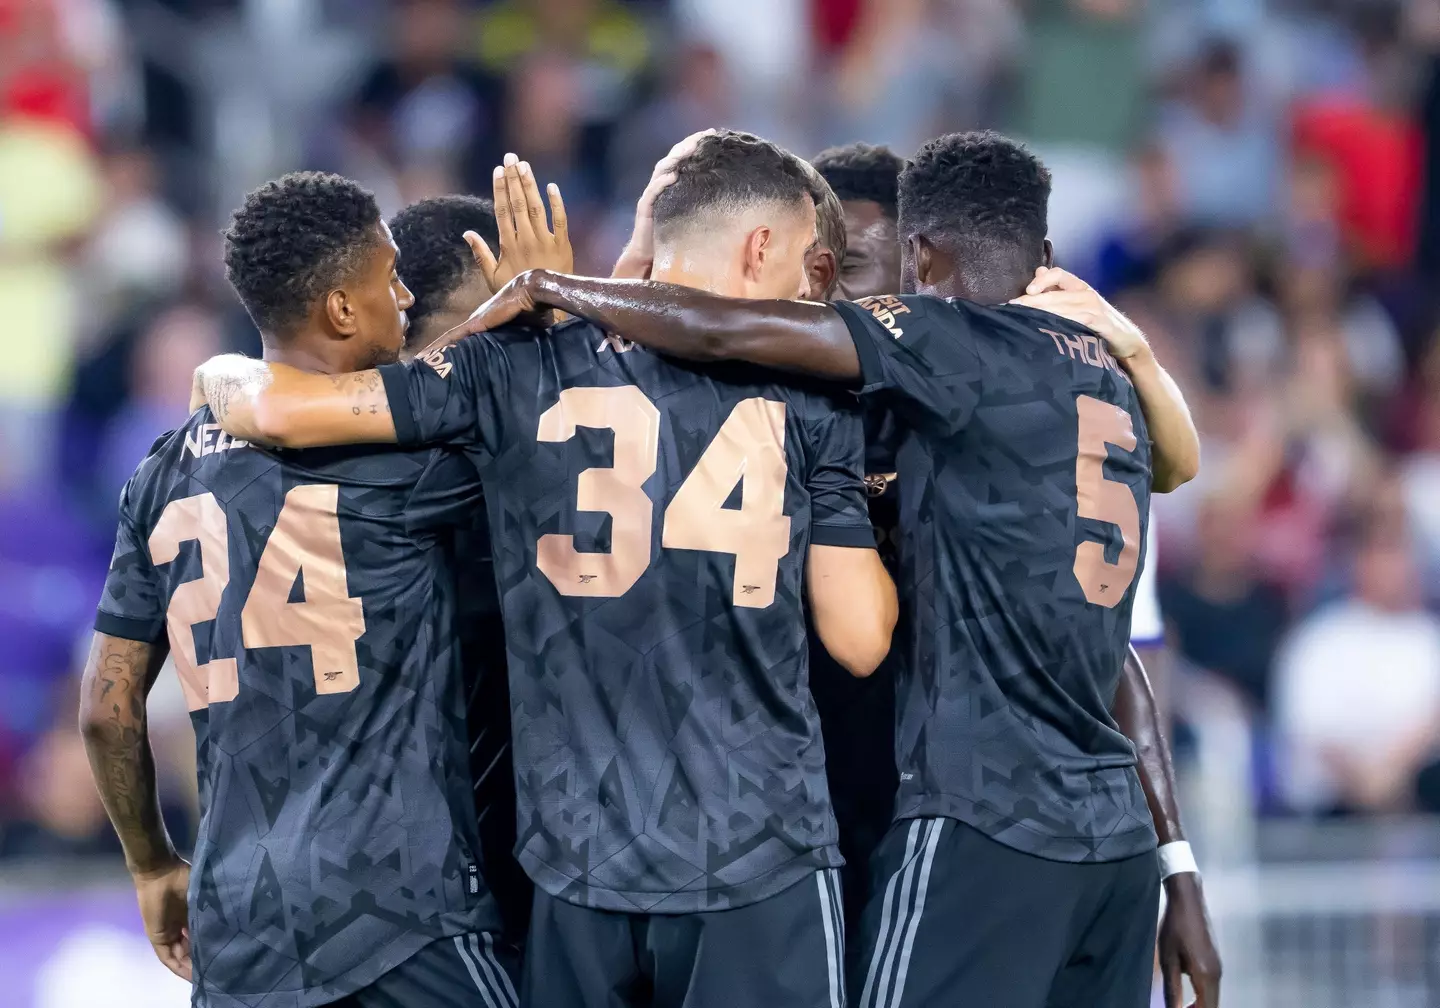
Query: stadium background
xmin=3 ymin=0 xmax=1440 ymax=1004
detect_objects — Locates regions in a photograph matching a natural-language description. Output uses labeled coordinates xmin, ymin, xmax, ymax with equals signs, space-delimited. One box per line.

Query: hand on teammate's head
xmin=468 ymin=153 xmax=570 ymax=292
xmin=612 ymin=128 xmax=716 ymax=280
xmin=1010 ymin=267 xmax=1151 ymax=361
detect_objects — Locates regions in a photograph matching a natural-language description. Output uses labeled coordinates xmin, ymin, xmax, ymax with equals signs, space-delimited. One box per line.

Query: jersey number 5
xmin=148 ymin=484 xmax=365 ymax=710
xmin=1073 ymin=395 xmax=1141 ymax=608
xmin=536 ymin=386 xmax=792 ymax=608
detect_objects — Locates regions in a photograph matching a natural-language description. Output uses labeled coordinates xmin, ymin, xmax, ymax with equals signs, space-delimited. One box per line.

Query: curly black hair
xmin=223 ymin=171 xmax=382 ymax=334
xmin=389 ymin=195 xmax=499 ymax=334
xmin=899 ymin=131 xmax=1050 ymax=256
xmin=811 ymin=142 xmax=902 ymax=219
xmin=653 ymin=129 xmax=815 ymax=238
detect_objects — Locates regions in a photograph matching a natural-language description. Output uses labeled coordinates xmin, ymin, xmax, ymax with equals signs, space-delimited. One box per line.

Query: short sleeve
xmin=805 ymin=399 xmax=876 ymax=549
xmin=94 ymin=479 xmax=166 ymax=643
xmin=832 ymin=295 xmax=983 ymax=434
xmin=378 ymin=333 xmax=507 ymax=459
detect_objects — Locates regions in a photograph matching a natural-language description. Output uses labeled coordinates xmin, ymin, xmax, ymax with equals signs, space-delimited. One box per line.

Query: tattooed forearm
xmin=197 ymin=354 xmax=274 ymax=439
xmin=328 ymin=370 xmax=392 ymax=417
xmin=80 ymin=633 xmax=177 ymax=875
xmin=195 ymin=356 xmax=398 ymax=447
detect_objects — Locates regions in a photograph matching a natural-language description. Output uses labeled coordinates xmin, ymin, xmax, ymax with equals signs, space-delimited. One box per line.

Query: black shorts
xmin=809 ymin=630 xmax=898 ymax=942
xmin=523 ymin=869 xmax=847 ymax=1008
xmin=853 ymin=817 xmax=1159 ymax=1008
xmin=330 ymin=931 xmax=522 ymax=1008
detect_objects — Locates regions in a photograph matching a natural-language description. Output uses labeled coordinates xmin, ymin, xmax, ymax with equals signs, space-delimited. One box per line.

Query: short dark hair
xmin=223 ymin=171 xmax=382 ymax=333
xmin=899 ymin=131 xmax=1050 ymax=257
xmin=811 ymin=142 xmax=902 ymax=219
xmin=653 ymin=129 xmax=814 ymax=237
xmin=389 ymin=195 xmax=499 ymax=334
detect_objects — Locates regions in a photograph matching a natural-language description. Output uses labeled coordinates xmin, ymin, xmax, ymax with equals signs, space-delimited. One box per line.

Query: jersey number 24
xmin=149 ymin=484 xmax=364 ymax=710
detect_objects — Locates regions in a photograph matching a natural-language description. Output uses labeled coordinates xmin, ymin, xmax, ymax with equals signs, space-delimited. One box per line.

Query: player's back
xmin=835 ymin=294 xmax=1154 ymax=862
xmin=96 ymin=412 xmax=498 ymax=1007
xmin=386 ymin=321 xmax=875 ymax=913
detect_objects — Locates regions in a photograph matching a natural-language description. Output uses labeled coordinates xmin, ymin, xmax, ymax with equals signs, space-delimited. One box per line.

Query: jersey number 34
xmin=536 ymin=386 xmax=792 ymax=609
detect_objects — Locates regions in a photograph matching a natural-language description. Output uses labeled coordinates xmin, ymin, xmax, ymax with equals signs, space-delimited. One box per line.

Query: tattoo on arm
xmin=203 ymin=373 xmax=246 ymax=425
xmin=80 ymin=634 xmax=176 ymax=874
xmin=329 ymin=371 xmax=391 ymax=418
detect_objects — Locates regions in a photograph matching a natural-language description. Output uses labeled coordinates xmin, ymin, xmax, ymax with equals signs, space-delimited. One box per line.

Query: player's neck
xmin=652 ymin=259 xmax=744 ymax=298
xmin=964 ymin=277 xmax=1029 ymax=307
xmin=261 ymin=335 xmax=353 ymax=376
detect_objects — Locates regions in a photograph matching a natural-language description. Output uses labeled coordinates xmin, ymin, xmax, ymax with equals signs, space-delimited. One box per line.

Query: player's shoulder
xmin=842 ymin=293 xmax=961 ymax=340
xmin=117 ymin=409 xmax=249 ymax=518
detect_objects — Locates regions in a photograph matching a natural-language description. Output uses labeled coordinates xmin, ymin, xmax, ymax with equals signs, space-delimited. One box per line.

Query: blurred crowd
xmin=5 ymin=0 xmax=1440 ymax=858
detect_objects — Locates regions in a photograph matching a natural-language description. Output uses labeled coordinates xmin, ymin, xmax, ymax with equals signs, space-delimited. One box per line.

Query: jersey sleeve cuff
xmin=94 ymin=610 xmax=165 ymax=644
xmin=831 ymin=302 xmax=888 ymax=395
xmin=377 ymin=362 xmax=421 ymax=446
xmin=811 ymin=522 xmax=879 ymax=549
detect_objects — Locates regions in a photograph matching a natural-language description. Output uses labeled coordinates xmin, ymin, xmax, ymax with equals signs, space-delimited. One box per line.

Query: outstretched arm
xmin=456 ymin=269 xmax=865 ymax=380
xmin=1113 ymin=645 xmax=1221 ymax=1008
xmin=194 ymin=355 xmax=397 ymax=448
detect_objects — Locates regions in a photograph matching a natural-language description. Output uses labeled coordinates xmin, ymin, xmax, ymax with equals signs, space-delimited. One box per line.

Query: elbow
xmin=1152 ymin=448 xmax=1200 ymax=494
xmin=829 ymin=607 xmax=898 ymax=678
xmin=1152 ymin=461 xmax=1197 ymax=494
xmin=78 ymin=699 xmax=116 ymax=747
xmin=836 ymin=638 xmax=890 ymax=678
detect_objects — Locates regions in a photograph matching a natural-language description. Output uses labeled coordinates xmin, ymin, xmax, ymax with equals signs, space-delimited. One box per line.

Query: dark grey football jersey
xmin=95 ymin=415 xmax=501 ymax=1007
xmin=378 ymin=320 xmax=875 ymax=913
xmin=833 ymin=295 xmax=1158 ymax=863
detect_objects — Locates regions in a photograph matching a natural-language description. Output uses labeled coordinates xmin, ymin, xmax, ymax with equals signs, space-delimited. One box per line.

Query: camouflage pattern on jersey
xmin=380 ymin=321 xmax=876 ymax=912
xmin=96 ymin=425 xmax=502 ymax=1007
xmin=834 ymin=295 xmax=1157 ymax=863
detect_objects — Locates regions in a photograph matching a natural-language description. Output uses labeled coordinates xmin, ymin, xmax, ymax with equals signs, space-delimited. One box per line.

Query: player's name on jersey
xmin=1040 ymin=327 xmax=1130 ymax=382
xmin=184 ymin=423 xmax=250 ymax=459
xmin=853 ymin=294 xmax=911 ymax=339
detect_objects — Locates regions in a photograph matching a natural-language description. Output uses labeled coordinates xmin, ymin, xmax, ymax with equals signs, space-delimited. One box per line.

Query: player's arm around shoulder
xmin=193 ymin=354 xmax=398 ymax=449
xmin=1011 ymin=268 xmax=1199 ymax=492
xmin=802 ymin=394 xmax=898 ymax=676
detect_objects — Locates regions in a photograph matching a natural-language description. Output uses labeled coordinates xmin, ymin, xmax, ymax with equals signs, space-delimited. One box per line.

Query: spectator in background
xmin=610 ymin=41 xmax=731 ymax=206
xmin=349 ymin=0 xmax=506 ymax=200
xmin=473 ymin=0 xmax=649 ymax=123
xmin=1291 ymin=4 xmax=1422 ymax=272
xmin=96 ymin=302 xmax=224 ymax=505
xmin=823 ymin=0 xmax=1020 ymax=153
xmin=1017 ymin=0 xmax=1144 ymax=255
xmin=1088 ymin=142 xmax=1183 ymax=295
xmin=1161 ymin=494 xmax=1289 ymax=713
xmin=0 ymin=114 xmax=102 ymax=487
xmin=1157 ymin=37 xmax=1282 ymax=229
xmin=77 ymin=145 xmax=189 ymax=329
xmin=0 ymin=721 xmax=121 ymax=859
xmin=674 ymin=0 xmax=810 ymax=148
xmin=1275 ymin=525 xmax=1440 ymax=815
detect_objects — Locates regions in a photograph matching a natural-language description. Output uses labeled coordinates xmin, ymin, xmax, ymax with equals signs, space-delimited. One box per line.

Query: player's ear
xmin=805 ymin=247 xmax=837 ymax=301
xmin=910 ymin=234 xmax=934 ymax=286
xmin=325 ymin=287 xmax=358 ymax=337
xmin=742 ymin=225 xmax=771 ymax=281
xmin=1042 ymin=238 xmax=1054 ymax=268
